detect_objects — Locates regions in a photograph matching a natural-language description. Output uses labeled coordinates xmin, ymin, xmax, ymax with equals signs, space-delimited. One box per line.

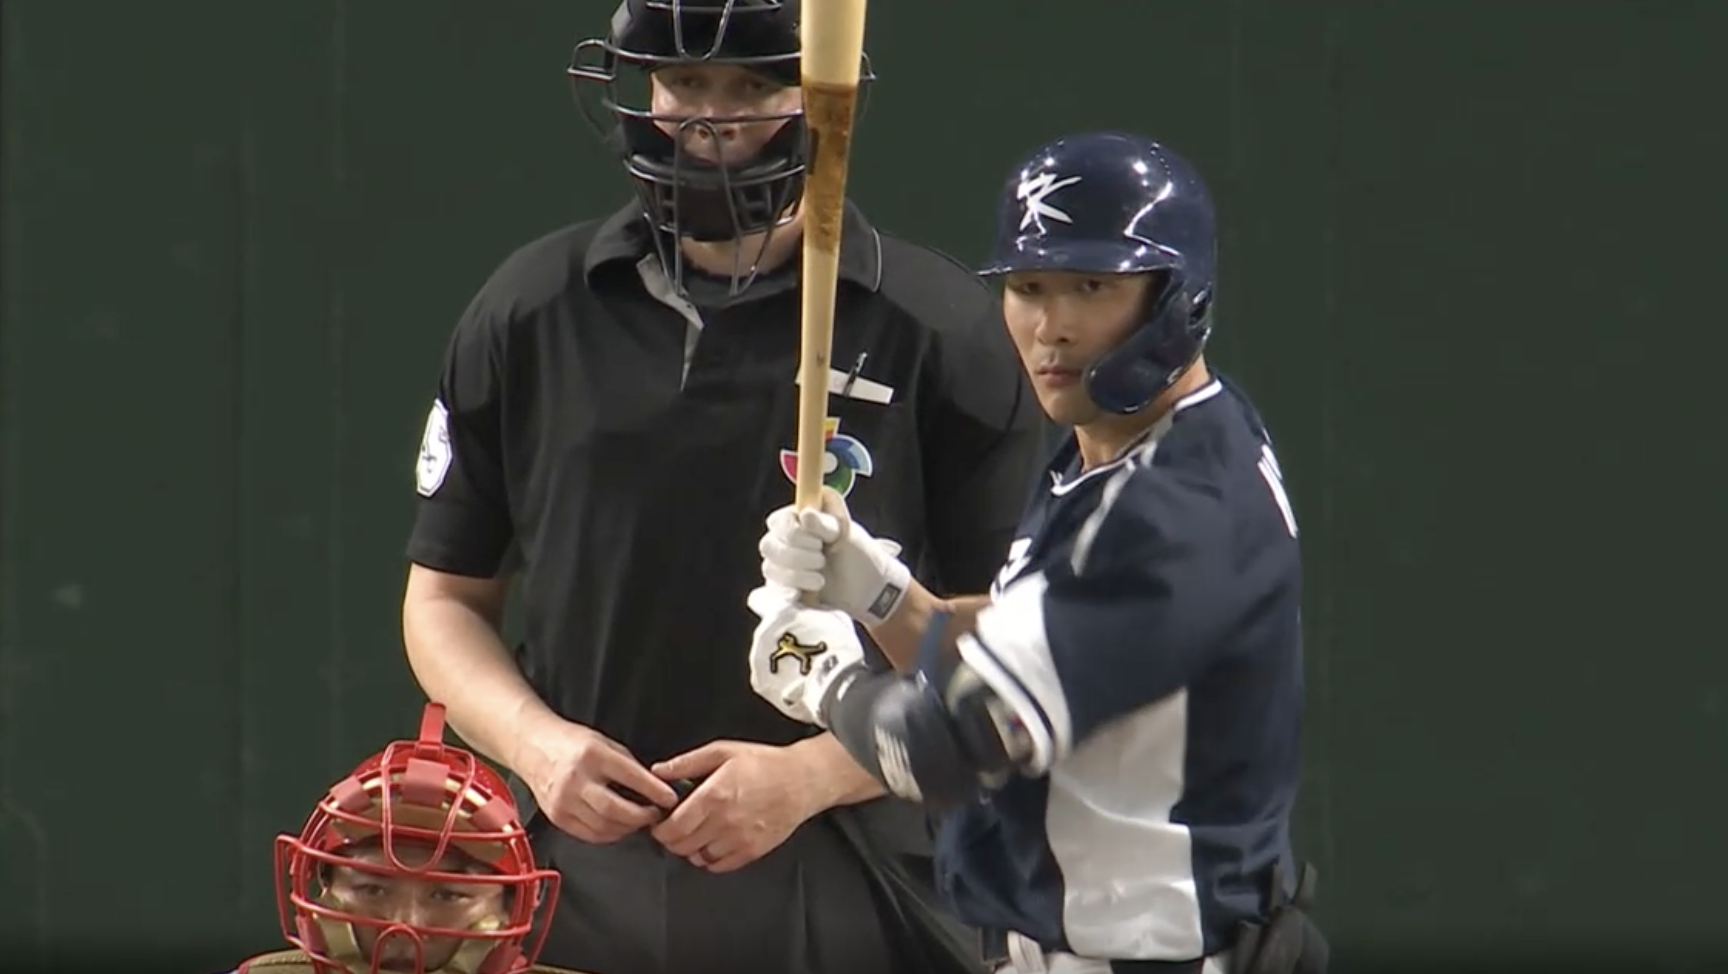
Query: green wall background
xmin=3 ymin=1 xmax=1724 ymax=969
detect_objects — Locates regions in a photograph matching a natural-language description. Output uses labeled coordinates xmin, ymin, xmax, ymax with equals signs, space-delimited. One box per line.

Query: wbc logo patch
xmin=779 ymin=418 xmax=875 ymax=499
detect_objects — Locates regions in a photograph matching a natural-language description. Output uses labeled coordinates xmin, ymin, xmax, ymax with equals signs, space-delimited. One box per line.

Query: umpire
xmin=399 ymin=2 xmax=1045 ymax=973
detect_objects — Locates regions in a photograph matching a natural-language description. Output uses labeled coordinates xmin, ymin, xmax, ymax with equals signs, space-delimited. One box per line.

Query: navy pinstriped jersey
xmin=938 ymin=374 xmax=1305 ymax=962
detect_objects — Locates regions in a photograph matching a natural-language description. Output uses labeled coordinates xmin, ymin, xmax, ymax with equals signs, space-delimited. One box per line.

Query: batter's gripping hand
xmin=746 ymin=583 xmax=868 ymax=728
xmin=759 ymin=487 xmax=912 ymax=626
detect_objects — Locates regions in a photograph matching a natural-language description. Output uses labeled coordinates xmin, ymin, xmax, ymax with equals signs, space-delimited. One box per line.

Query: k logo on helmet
xmin=1017 ymin=172 xmax=1082 ymax=230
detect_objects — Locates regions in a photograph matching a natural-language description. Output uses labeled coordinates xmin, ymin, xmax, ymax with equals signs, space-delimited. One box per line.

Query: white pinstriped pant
xmin=991 ymin=930 xmax=1234 ymax=974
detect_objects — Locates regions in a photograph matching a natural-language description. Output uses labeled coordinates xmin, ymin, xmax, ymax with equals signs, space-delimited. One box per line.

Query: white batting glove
xmin=758 ymin=488 xmax=912 ymax=626
xmin=745 ymin=584 xmax=869 ymax=728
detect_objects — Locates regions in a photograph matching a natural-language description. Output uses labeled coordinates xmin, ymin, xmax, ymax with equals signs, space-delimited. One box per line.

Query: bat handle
xmin=795 ymin=487 xmax=853 ymax=608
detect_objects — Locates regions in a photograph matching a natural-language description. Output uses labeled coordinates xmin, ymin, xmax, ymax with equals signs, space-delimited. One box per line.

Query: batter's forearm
xmin=867 ymin=585 xmax=992 ymax=671
xmin=402 ymin=589 xmax=563 ymax=777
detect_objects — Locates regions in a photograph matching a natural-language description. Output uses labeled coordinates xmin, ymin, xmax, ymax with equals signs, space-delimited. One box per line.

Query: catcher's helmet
xmin=980 ymin=132 xmax=1217 ymax=415
xmin=274 ymin=703 xmax=559 ymax=974
xmin=568 ymin=0 xmax=874 ymax=291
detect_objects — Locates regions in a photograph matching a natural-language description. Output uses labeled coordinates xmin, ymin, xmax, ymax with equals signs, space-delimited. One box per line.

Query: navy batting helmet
xmin=979 ymin=132 xmax=1217 ymax=416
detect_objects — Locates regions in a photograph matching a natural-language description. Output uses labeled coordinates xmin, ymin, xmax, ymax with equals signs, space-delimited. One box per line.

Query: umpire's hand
xmin=648 ymin=740 xmax=830 ymax=873
xmin=521 ymin=719 xmax=682 ymax=844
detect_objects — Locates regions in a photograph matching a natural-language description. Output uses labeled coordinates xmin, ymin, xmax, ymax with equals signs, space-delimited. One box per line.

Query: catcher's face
xmin=649 ymin=63 xmax=800 ymax=167
xmin=324 ymin=841 xmax=507 ymax=973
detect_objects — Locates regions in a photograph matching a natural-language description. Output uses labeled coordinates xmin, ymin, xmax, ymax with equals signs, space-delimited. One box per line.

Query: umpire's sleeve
xmin=404 ymin=292 xmax=514 ymax=578
xmin=919 ymin=298 xmax=1047 ymax=596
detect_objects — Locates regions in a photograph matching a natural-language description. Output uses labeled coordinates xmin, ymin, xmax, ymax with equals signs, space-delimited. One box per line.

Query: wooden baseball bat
xmin=793 ymin=0 xmax=869 ymax=513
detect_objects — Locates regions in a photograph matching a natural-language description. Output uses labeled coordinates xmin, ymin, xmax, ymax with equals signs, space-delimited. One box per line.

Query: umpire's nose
xmin=676 ymin=113 xmax=746 ymax=163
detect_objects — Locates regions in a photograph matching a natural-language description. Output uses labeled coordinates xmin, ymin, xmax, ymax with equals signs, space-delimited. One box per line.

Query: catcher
xmin=225 ymin=703 xmax=581 ymax=974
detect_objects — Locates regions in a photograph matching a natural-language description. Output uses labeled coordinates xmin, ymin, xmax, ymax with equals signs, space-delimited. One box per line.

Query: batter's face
xmin=1002 ymin=270 xmax=1156 ymax=426
xmin=324 ymin=841 xmax=508 ymax=973
xmin=649 ymin=63 xmax=801 ymax=167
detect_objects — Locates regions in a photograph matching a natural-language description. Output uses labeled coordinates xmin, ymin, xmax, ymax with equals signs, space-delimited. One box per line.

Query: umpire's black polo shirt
xmin=406 ymin=200 xmax=1044 ymax=762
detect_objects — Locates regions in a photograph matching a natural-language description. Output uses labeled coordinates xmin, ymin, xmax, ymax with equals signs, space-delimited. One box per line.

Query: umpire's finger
xmin=701 ymin=840 xmax=761 ymax=874
xmin=584 ymin=780 xmax=665 ymax=833
xmin=593 ymin=747 xmax=680 ymax=810
xmin=546 ymin=797 xmax=619 ymax=845
xmin=654 ymin=806 xmax=724 ymax=859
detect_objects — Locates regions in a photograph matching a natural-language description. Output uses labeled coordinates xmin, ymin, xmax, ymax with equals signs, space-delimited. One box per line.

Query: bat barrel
xmin=794 ymin=0 xmax=871 ymax=513
xmin=799 ymin=0 xmax=869 ymax=88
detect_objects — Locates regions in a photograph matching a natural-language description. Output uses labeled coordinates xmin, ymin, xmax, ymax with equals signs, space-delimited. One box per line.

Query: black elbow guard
xmin=823 ymin=662 xmax=1036 ymax=813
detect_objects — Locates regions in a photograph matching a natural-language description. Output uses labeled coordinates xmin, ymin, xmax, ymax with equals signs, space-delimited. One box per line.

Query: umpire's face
xmin=649 ymin=63 xmax=801 ymax=167
xmin=1002 ymin=270 xmax=1156 ymax=426
xmin=324 ymin=841 xmax=508 ymax=973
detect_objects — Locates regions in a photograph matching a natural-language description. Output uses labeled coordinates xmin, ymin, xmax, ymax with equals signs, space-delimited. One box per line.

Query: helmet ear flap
xmin=1084 ymin=270 xmax=1207 ymax=416
xmin=1189 ymin=285 xmax=1214 ymax=324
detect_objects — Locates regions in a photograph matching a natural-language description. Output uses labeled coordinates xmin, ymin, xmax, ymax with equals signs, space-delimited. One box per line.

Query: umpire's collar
xmin=583 ymin=199 xmax=884 ymax=296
